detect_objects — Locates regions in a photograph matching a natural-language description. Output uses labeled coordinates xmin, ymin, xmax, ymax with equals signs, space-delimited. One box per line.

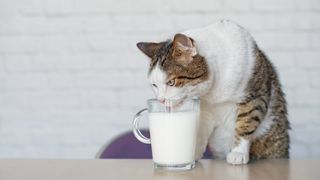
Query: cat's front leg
xmin=195 ymin=110 xmax=215 ymax=160
xmin=227 ymin=96 xmax=267 ymax=165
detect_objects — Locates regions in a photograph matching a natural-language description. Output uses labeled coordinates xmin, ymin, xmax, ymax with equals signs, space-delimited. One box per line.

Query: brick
xmin=311 ymin=34 xmax=320 ymax=49
xmin=0 ymin=73 xmax=48 ymax=91
xmin=20 ymin=0 xmax=45 ymax=15
xmin=118 ymin=89 xmax=154 ymax=109
xmin=0 ymin=0 xmax=44 ymax=15
xmin=295 ymin=87 xmax=320 ymax=106
xmin=251 ymin=13 xmax=293 ymax=31
xmin=310 ymin=14 xmax=320 ymax=29
xmin=3 ymin=54 xmax=33 ymax=72
xmin=46 ymin=73 xmax=75 ymax=89
xmin=111 ymin=14 xmax=174 ymax=34
xmin=81 ymin=16 xmax=113 ymax=33
xmin=29 ymin=90 xmax=83 ymax=110
xmin=0 ymin=55 xmax=5 ymax=72
xmin=44 ymin=0 xmax=73 ymax=15
xmin=171 ymin=0 xmax=222 ymax=12
xmin=310 ymin=71 xmax=320 ymax=88
xmin=311 ymin=0 xmax=320 ymax=10
xmin=85 ymin=35 xmax=156 ymax=53
xmin=73 ymin=71 xmax=148 ymax=89
xmin=267 ymin=51 xmax=296 ymax=69
xmin=56 ymin=53 xmax=92 ymax=72
xmin=68 ymin=35 xmax=90 ymax=53
xmin=254 ymin=32 xmax=310 ymax=50
xmin=89 ymin=52 xmax=148 ymax=70
xmin=283 ymin=88 xmax=295 ymax=107
xmin=0 ymin=92 xmax=30 ymax=109
xmin=278 ymin=69 xmax=309 ymax=89
xmin=84 ymin=35 xmax=118 ymax=52
xmin=73 ymin=0 xmax=114 ymax=14
xmin=84 ymin=90 xmax=117 ymax=109
xmin=0 ymin=36 xmax=43 ymax=53
xmin=0 ymin=35 xmax=70 ymax=53
xmin=225 ymin=0 xmax=252 ymax=11
xmin=0 ymin=16 xmax=83 ymax=35
xmin=253 ymin=0 xmax=295 ymax=11
xmin=172 ymin=14 xmax=221 ymax=31
xmin=289 ymin=143 xmax=311 ymax=158
xmin=292 ymin=12 xmax=313 ymax=30
xmin=295 ymin=51 xmax=320 ymax=68
xmin=289 ymin=106 xmax=320 ymax=125
xmin=293 ymin=12 xmax=320 ymax=30
xmin=40 ymin=35 xmax=70 ymax=53
xmin=294 ymin=0 xmax=312 ymax=10
xmin=293 ymin=125 xmax=320 ymax=144
xmin=73 ymin=0 xmax=203 ymax=14
xmin=29 ymin=53 xmax=60 ymax=72
xmin=0 ymin=0 xmax=24 ymax=15
xmin=220 ymin=13 xmax=294 ymax=33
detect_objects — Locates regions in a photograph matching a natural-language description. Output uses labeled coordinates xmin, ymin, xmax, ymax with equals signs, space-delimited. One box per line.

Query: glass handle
xmin=132 ymin=108 xmax=151 ymax=144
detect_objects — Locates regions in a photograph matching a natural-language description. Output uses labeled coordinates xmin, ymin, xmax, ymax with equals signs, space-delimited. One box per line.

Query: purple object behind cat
xmin=99 ymin=130 xmax=212 ymax=159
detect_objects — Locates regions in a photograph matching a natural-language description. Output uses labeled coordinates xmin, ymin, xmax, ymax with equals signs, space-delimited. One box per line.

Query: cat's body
xmin=137 ymin=20 xmax=290 ymax=164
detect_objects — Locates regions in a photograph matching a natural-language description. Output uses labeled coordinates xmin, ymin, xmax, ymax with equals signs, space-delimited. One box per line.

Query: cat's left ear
xmin=136 ymin=42 xmax=161 ymax=58
xmin=172 ymin=33 xmax=197 ymax=57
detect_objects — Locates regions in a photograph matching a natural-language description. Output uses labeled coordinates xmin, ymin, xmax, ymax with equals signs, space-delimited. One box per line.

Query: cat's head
xmin=137 ymin=33 xmax=210 ymax=104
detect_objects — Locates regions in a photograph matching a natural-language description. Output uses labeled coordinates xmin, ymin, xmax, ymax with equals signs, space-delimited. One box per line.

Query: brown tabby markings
xmin=235 ymin=46 xmax=290 ymax=159
xmin=149 ymin=40 xmax=209 ymax=87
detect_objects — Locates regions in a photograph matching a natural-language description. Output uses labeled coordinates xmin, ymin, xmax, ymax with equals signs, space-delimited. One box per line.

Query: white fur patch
xmin=205 ymin=102 xmax=237 ymax=158
xmin=148 ymin=63 xmax=167 ymax=100
xmin=227 ymin=138 xmax=250 ymax=165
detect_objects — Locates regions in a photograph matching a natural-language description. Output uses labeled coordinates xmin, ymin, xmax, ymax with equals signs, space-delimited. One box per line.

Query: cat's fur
xmin=136 ymin=20 xmax=290 ymax=165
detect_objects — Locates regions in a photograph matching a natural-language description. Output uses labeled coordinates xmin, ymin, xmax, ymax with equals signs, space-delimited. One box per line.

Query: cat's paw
xmin=226 ymin=152 xmax=249 ymax=165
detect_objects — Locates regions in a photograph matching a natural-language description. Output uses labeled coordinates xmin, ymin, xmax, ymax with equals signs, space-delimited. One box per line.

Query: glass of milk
xmin=132 ymin=97 xmax=200 ymax=171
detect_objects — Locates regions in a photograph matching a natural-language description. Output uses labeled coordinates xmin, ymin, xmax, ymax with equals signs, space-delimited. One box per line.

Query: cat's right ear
xmin=136 ymin=42 xmax=160 ymax=58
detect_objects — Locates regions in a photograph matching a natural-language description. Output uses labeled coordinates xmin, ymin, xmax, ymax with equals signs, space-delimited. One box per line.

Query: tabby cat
xmin=136 ymin=20 xmax=290 ymax=165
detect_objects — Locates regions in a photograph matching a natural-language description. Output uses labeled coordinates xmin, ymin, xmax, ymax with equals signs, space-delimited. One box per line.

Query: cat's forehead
xmin=148 ymin=39 xmax=209 ymax=87
xmin=148 ymin=62 xmax=167 ymax=84
xmin=148 ymin=41 xmax=172 ymax=72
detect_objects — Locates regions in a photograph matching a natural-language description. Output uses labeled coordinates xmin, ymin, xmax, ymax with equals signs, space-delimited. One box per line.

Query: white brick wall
xmin=0 ymin=0 xmax=319 ymax=159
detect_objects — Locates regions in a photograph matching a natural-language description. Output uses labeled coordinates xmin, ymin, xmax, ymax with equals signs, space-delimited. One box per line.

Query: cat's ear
xmin=172 ymin=33 xmax=197 ymax=57
xmin=136 ymin=42 xmax=161 ymax=58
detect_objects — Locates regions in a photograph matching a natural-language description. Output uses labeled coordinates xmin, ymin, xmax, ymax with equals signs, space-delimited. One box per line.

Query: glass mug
xmin=132 ymin=97 xmax=200 ymax=171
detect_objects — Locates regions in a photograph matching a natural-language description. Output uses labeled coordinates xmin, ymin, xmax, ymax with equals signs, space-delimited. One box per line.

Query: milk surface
xmin=149 ymin=111 xmax=199 ymax=165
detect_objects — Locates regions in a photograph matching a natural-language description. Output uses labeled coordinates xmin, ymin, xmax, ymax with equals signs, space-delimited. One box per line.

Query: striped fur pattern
xmin=243 ymin=48 xmax=290 ymax=159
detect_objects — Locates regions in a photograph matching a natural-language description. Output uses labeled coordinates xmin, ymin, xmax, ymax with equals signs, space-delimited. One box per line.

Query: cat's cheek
xmin=167 ymin=87 xmax=185 ymax=100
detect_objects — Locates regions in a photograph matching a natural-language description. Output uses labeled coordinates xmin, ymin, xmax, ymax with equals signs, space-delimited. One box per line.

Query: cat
xmin=136 ymin=20 xmax=290 ymax=165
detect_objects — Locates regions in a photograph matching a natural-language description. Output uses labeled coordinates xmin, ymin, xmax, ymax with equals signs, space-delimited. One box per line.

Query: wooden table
xmin=0 ymin=159 xmax=318 ymax=180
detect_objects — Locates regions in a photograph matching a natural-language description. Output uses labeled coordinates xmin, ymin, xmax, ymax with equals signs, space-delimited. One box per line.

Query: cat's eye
xmin=167 ymin=79 xmax=175 ymax=86
xmin=152 ymin=84 xmax=158 ymax=88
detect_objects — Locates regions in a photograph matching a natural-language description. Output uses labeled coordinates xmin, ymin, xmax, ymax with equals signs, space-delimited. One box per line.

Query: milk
xmin=149 ymin=111 xmax=199 ymax=165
